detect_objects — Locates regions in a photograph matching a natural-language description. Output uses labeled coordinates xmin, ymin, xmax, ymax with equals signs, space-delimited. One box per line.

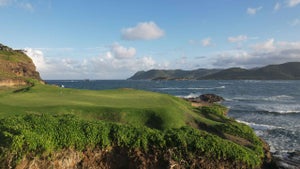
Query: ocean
xmin=46 ymin=80 xmax=300 ymax=168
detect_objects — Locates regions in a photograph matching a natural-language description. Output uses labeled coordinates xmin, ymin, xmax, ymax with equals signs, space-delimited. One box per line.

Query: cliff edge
xmin=0 ymin=43 xmax=43 ymax=87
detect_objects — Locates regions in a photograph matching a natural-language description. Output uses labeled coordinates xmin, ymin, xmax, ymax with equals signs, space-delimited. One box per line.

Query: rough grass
xmin=0 ymin=50 xmax=31 ymax=63
xmin=0 ymin=114 xmax=262 ymax=168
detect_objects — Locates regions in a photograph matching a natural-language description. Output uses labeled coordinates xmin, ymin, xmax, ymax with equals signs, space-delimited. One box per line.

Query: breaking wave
xmin=156 ymin=86 xmax=225 ymax=90
xmin=256 ymin=104 xmax=300 ymax=114
xmin=236 ymin=120 xmax=282 ymax=130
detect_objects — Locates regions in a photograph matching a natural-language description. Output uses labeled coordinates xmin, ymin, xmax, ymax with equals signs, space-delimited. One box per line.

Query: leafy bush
xmin=0 ymin=114 xmax=262 ymax=168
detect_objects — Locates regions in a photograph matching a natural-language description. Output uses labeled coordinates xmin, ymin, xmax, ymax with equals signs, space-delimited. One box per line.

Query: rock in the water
xmin=199 ymin=94 xmax=224 ymax=103
xmin=184 ymin=94 xmax=224 ymax=103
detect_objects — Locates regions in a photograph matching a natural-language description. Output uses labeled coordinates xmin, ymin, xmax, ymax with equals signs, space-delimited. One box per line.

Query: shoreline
xmin=188 ymin=98 xmax=299 ymax=169
xmin=186 ymin=98 xmax=279 ymax=169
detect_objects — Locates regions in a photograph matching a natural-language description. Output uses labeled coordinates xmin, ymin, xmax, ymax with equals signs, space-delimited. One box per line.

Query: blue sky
xmin=1 ymin=0 xmax=300 ymax=79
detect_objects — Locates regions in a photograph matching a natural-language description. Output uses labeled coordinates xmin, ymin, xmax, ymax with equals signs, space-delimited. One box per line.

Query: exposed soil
xmin=13 ymin=147 xmax=252 ymax=169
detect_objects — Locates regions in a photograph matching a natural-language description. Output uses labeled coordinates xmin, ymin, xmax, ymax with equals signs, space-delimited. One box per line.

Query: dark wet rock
xmin=184 ymin=94 xmax=224 ymax=104
xmin=199 ymin=94 xmax=224 ymax=103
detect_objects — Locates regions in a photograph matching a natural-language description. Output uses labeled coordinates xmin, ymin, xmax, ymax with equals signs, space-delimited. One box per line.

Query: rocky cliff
xmin=0 ymin=43 xmax=43 ymax=87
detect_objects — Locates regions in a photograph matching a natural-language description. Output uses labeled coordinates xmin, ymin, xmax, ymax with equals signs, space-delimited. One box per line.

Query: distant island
xmin=128 ymin=62 xmax=300 ymax=80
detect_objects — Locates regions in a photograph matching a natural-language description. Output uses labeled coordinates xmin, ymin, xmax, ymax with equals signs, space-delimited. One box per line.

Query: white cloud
xmin=247 ymin=6 xmax=262 ymax=15
xmin=251 ymin=39 xmax=275 ymax=52
xmin=290 ymin=18 xmax=300 ymax=26
xmin=201 ymin=37 xmax=212 ymax=47
xmin=287 ymin=0 xmax=300 ymax=7
xmin=274 ymin=2 xmax=281 ymax=11
xmin=24 ymin=45 xmax=162 ymax=79
xmin=24 ymin=48 xmax=49 ymax=72
xmin=0 ymin=0 xmax=34 ymax=11
xmin=228 ymin=35 xmax=248 ymax=43
xmin=121 ymin=21 xmax=164 ymax=40
xmin=19 ymin=2 xmax=34 ymax=12
xmin=0 ymin=0 xmax=11 ymax=6
xmin=213 ymin=39 xmax=300 ymax=68
xmin=188 ymin=39 xmax=197 ymax=45
xmin=110 ymin=43 xmax=136 ymax=59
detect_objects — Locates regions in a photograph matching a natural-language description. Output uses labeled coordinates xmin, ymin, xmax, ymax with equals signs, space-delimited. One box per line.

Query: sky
xmin=1 ymin=0 xmax=300 ymax=79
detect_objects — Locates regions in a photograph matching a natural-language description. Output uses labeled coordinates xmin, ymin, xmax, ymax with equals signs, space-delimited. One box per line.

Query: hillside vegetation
xmin=0 ymin=43 xmax=42 ymax=84
xmin=129 ymin=69 xmax=221 ymax=80
xmin=129 ymin=62 xmax=300 ymax=80
xmin=0 ymin=83 xmax=267 ymax=168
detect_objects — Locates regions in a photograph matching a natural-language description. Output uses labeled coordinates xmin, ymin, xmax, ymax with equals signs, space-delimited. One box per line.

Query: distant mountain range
xmin=128 ymin=62 xmax=300 ymax=80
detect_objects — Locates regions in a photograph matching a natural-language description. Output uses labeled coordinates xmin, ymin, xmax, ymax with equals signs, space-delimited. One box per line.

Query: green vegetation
xmin=0 ymin=114 xmax=261 ymax=168
xmin=0 ymin=50 xmax=31 ymax=63
xmin=0 ymin=83 xmax=191 ymax=129
xmin=0 ymin=83 xmax=265 ymax=168
xmin=128 ymin=69 xmax=221 ymax=80
xmin=129 ymin=62 xmax=300 ymax=80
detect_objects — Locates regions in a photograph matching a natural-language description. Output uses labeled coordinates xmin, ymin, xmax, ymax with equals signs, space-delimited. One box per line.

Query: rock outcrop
xmin=199 ymin=94 xmax=225 ymax=103
xmin=0 ymin=79 xmax=28 ymax=87
xmin=185 ymin=94 xmax=224 ymax=104
xmin=0 ymin=43 xmax=43 ymax=87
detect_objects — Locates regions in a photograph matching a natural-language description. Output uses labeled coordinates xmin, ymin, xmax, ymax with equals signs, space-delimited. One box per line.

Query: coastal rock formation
xmin=199 ymin=94 xmax=225 ymax=103
xmin=185 ymin=94 xmax=224 ymax=104
xmin=0 ymin=79 xmax=28 ymax=87
xmin=0 ymin=43 xmax=43 ymax=86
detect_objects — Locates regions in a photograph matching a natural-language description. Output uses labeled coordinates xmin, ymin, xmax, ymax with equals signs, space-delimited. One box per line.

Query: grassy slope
xmin=0 ymin=84 xmax=193 ymax=129
xmin=0 ymin=50 xmax=31 ymax=63
xmin=0 ymin=83 xmax=264 ymax=168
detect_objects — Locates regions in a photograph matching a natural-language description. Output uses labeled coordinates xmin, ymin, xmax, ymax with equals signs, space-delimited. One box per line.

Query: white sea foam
xmin=232 ymin=95 xmax=295 ymax=103
xmin=236 ymin=120 xmax=282 ymax=130
xmin=263 ymin=95 xmax=294 ymax=101
xmin=157 ymin=86 xmax=225 ymax=90
xmin=243 ymin=80 xmax=261 ymax=83
xmin=256 ymin=104 xmax=300 ymax=114
xmin=183 ymin=92 xmax=202 ymax=98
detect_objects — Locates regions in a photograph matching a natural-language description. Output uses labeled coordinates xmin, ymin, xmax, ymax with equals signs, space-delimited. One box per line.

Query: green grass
xmin=0 ymin=50 xmax=31 ymax=63
xmin=0 ymin=83 xmax=265 ymax=168
xmin=0 ymin=84 xmax=192 ymax=129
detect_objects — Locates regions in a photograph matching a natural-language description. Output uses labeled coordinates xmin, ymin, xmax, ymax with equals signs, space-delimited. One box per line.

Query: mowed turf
xmin=0 ymin=84 xmax=195 ymax=129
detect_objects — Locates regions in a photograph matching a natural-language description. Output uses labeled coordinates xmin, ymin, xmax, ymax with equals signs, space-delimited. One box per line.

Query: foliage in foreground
xmin=0 ymin=114 xmax=262 ymax=168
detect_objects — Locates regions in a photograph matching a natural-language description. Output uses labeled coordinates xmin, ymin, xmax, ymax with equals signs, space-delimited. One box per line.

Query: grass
xmin=0 ymin=83 xmax=192 ymax=129
xmin=0 ymin=82 xmax=265 ymax=168
xmin=0 ymin=50 xmax=31 ymax=63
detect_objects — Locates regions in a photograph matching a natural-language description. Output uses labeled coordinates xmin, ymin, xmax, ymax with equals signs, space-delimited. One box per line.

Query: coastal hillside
xmin=128 ymin=62 xmax=300 ymax=80
xmin=0 ymin=84 xmax=271 ymax=168
xmin=129 ymin=69 xmax=221 ymax=80
xmin=0 ymin=43 xmax=42 ymax=87
xmin=0 ymin=43 xmax=273 ymax=168
xmin=203 ymin=62 xmax=300 ymax=80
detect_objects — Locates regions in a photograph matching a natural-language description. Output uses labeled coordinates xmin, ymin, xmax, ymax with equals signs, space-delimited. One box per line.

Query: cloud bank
xmin=214 ymin=39 xmax=300 ymax=68
xmin=25 ymin=44 xmax=161 ymax=79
